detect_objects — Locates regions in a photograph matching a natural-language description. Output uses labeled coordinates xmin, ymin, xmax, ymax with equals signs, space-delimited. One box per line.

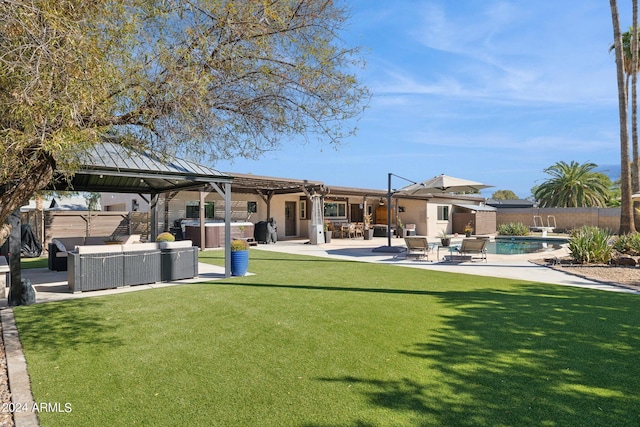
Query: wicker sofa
xmin=158 ymin=241 xmax=199 ymax=282
xmin=48 ymin=235 xmax=141 ymax=271
xmin=67 ymin=240 xmax=198 ymax=293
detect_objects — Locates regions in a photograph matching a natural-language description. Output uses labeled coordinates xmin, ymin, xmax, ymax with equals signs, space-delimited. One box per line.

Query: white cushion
xmin=122 ymin=242 xmax=158 ymax=253
xmin=157 ymin=240 xmax=193 ymax=249
xmin=120 ymin=234 xmax=141 ymax=245
xmin=76 ymin=245 xmax=123 ymax=255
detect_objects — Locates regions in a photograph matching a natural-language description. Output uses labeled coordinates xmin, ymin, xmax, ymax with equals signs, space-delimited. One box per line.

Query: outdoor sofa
xmin=48 ymin=234 xmax=141 ymax=271
xmin=67 ymin=240 xmax=198 ymax=293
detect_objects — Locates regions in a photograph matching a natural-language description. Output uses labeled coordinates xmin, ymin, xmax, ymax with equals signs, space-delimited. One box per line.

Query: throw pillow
xmin=51 ymin=239 xmax=67 ymax=252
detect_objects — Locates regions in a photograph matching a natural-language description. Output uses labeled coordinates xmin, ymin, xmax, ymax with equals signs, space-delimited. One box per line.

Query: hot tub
xmin=182 ymin=221 xmax=254 ymax=248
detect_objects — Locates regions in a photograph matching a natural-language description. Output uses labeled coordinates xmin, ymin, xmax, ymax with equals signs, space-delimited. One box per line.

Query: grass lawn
xmin=20 ymin=257 xmax=48 ymax=269
xmin=12 ymin=249 xmax=640 ymax=426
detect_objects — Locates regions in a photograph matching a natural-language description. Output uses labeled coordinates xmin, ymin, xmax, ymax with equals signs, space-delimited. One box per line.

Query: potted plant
xmin=438 ymin=229 xmax=451 ymax=247
xmin=464 ymin=222 xmax=473 ymax=237
xmin=156 ymin=232 xmax=175 ymax=242
xmin=363 ymin=214 xmax=374 ymax=240
xmin=230 ymin=239 xmax=250 ymax=276
xmin=324 ymin=221 xmax=333 ymax=243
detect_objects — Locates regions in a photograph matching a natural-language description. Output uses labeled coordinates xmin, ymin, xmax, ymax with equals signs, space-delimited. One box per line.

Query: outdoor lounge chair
xmin=455 ymin=238 xmax=488 ymax=262
xmin=403 ymin=236 xmax=432 ymax=261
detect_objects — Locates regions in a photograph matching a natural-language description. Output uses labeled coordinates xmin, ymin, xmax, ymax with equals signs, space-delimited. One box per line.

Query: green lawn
xmin=12 ymin=249 xmax=640 ymax=426
xmin=20 ymin=257 xmax=48 ymax=269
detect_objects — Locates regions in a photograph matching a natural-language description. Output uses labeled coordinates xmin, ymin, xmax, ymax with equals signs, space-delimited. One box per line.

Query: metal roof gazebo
xmin=45 ymin=142 xmax=236 ymax=277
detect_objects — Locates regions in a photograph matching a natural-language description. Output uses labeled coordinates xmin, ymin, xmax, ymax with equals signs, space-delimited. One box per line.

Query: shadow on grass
xmin=13 ymin=299 xmax=124 ymax=357
xmin=213 ymin=281 xmax=444 ymax=296
xmin=318 ymin=285 xmax=640 ymax=426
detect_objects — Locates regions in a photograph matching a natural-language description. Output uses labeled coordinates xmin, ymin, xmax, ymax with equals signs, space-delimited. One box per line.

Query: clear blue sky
xmin=212 ymin=0 xmax=634 ymax=199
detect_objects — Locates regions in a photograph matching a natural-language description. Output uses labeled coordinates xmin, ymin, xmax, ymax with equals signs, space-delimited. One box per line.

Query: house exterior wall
xmin=101 ymin=189 xmax=496 ymax=241
xmin=395 ymin=198 xmax=428 ymax=235
xmin=102 ymin=193 xmax=150 ymax=212
xmin=154 ymin=191 xmax=263 ymax=231
xmin=427 ymin=198 xmax=456 ymax=236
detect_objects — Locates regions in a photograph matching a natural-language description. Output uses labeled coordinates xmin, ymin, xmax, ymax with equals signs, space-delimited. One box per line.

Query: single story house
xmin=101 ymin=173 xmax=496 ymax=243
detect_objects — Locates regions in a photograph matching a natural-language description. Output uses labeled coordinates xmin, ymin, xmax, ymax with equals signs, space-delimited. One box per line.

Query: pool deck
xmin=257 ymin=236 xmax=637 ymax=294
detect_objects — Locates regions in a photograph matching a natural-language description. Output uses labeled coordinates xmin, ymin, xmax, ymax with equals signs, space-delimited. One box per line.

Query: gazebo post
xmin=224 ymin=182 xmax=231 ymax=278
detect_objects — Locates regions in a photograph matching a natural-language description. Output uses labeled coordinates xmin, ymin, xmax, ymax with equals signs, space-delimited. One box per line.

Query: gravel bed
xmin=546 ymin=263 xmax=640 ymax=291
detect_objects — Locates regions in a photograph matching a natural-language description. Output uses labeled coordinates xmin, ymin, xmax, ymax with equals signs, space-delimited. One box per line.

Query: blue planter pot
xmin=231 ymin=250 xmax=249 ymax=276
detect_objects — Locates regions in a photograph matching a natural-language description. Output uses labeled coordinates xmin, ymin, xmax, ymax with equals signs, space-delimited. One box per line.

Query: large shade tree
xmin=491 ymin=190 xmax=519 ymax=200
xmin=534 ymin=161 xmax=610 ymax=208
xmin=0 ymin=0 xmax=370 ymax=240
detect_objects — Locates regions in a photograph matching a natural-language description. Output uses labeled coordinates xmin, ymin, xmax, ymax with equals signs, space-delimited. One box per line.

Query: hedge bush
xmin=568 ymin=226 xmax=612 ymax=264
xmin=497 ymin=222 xmax=529 ymax=236
xmin=611 ymin=233 xmax=640 ymax=256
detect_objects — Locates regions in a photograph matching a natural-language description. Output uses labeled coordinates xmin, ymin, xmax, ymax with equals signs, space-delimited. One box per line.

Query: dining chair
xmin=348 ymin=223 xmax=356 ymax=239
xmin=354 ymin=222 xmax=364 ymax=238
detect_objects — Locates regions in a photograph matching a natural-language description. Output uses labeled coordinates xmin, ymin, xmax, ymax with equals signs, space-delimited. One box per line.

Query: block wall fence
xmin=496 ymin=208 xmax=621 ymax=233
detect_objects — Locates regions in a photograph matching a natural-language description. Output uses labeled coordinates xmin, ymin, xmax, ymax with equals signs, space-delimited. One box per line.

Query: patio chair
xmin=455 ymin=238 xmax=488 ymax=262
xmin=403 ymin=224 xmax=416 ymax=237
xmin=348 ymin=223 xmax=357 ymax=239
xmin=354 ymin=222 xmax=364 ymax=238
xmin=403 ymin=236 xmax=432 ymax=261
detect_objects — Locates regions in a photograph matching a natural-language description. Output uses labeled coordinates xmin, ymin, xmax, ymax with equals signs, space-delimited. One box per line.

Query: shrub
xmin=612 ymin=233 xmax=640 ymax=255
xmin=230 ymin=239 xmax=250 ymax=251
xmin=497 ymin=222 xmax=529 ymax=236
xmin=568 ymin=226 xmax=612 ymax=264
xmin=156 ymin=232 xmax=175 ymax=242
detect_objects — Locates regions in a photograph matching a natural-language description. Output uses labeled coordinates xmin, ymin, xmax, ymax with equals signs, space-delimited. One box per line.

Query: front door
xmin=285 ymin=201 xmax=296 ymax=236
xmin=350 ymin=204 xmax=363 ymax=222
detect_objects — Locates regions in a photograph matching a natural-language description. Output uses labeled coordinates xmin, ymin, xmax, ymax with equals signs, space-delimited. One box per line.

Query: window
xmin=186 ymin=201 xmax=215 ymax=219
xmin=247 ymin=201 xmax=257 ymax=214
xmin=324 ymin=201 xmax=347 ymax=218
xmin=437 ymin=205 xmax=449 ymax=221
xmin=300 ymin=200 xmax=307 ymax=219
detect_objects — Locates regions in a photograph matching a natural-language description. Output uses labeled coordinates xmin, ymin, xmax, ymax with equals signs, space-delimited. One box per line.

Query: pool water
xmin=486 ymin=239 xmax=566 ymax=255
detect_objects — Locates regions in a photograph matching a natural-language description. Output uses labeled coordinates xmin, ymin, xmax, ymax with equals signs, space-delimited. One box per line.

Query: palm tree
xmin=617 ymin=27 xmax=640 ymax=191
xmin=613 ymin=12 xmax=640 ymax=226
xmin=534 ymin=161 xmax=610 ymax=208
xmin=610 ymin=0 xmax=636 ymax=233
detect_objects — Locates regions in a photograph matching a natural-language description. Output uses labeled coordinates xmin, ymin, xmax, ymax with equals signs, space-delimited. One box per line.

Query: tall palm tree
xmin=632 ymin=0 xmax=639 ymax=228
xmin=610 ymin=0 xmax=636 ymax=233
xmin=534 ymin=161 xmax=611 ymax=208
xmin=620 ymin=27 xmax=640 ymax=192
xmin=610 ymin=25 xmax=640 ymax=197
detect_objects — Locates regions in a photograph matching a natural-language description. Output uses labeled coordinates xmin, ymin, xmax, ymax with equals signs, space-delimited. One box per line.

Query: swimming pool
xmin=487 ymin=238 xmax=567 ymax=255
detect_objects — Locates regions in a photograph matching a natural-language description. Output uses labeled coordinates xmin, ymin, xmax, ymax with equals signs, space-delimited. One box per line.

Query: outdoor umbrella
xmin=398 ymin=174 xmax=493 ymax=195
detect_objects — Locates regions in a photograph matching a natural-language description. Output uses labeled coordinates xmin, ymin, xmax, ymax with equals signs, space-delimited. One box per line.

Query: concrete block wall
xmin=496 ymin=208 xmax=621 ymax=233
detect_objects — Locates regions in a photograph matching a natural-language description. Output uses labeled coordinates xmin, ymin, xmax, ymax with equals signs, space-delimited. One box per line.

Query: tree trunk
xmin=611 ymin=0 xmax=636 ymax=234
xmin=633 ymin=0 xmax=640 ymax=228
xmin=0 ymin=156 xmax=55 ymax=246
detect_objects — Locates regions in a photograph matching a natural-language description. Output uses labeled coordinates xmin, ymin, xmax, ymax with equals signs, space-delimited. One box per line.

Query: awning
xmin=454 ymin=204 xmax=497 ymax=212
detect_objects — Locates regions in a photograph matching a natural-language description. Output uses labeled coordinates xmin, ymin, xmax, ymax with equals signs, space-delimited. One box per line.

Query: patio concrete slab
xmin=256 ymin=237 xmax=640 ymax=294
xmin=2 ymin=262 xmax=227 ymax=307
